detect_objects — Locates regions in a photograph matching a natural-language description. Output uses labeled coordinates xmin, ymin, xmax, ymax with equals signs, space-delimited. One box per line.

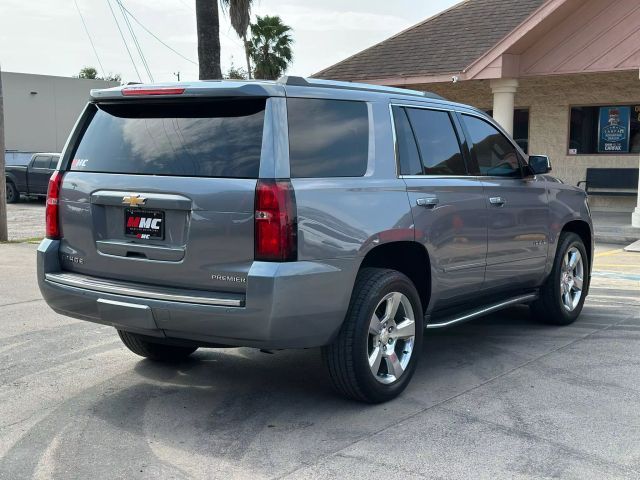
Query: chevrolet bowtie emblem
xmin=122 ymin=194 xmax=147 ymax=207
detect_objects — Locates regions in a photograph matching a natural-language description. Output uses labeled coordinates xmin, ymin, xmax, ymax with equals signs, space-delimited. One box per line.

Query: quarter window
xmin=287 ymin=98 xmax=369 ymax=178
xmin=463 ymin=115 xmax=521 ymax=177
xmin=392 ymin=106 xmax=422 ymax=175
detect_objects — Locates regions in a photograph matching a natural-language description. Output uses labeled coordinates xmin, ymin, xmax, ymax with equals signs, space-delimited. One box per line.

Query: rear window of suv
xmin=70 ymin=99 xmax=266 ymax=178
xmin=287 ymin=98 xmax=369 ymax=178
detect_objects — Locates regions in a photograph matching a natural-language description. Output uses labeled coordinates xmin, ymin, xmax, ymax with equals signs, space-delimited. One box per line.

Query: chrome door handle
xmin=416 ymin=197 xmax=439 ymax=208
xmin=489 ymin=196 xmax=505 ymax=206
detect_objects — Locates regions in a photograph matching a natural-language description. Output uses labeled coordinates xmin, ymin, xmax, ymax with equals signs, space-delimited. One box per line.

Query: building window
xmin=569 ymin=105 xmax=640 ymax=155
xmin=486 ymin=109 xmax=529 ymax=153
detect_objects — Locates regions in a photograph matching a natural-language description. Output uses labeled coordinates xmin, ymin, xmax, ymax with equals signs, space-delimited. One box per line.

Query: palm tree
xmin=248 ymin=16 xmax=293 ymax=80
xmin=195 ymin=0 xmax=252 ymax=80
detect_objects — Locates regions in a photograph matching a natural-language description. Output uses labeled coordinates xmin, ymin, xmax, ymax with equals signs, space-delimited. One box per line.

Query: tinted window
xmin=392 ymin=106 xmax=422 ymax=175
xmin=49 ymin=157 xmax=59 ymax=169
xmin=288 ymin=98 xmax=368 ymax=177
xmin=32 ymin=156 xmax=51 ymax=169
xmin=405 ymin=108 xmax=465 ymax=176
xmin=70 ymin=99 xmax=266 ymax=178
xmin=463 ymin=115 xmax=521 ymax=177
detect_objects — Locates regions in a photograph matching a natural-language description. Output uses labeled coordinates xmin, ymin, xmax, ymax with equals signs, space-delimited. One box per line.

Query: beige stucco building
xmin=2 ymin=72 xmax=117 ymax=163
xmin=315 ymin=0 xmax=640 ymax=224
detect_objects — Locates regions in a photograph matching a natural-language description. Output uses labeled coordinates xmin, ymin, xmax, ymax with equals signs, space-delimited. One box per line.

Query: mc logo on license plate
xmin=125 ymin=208 xmax=165 ymax=240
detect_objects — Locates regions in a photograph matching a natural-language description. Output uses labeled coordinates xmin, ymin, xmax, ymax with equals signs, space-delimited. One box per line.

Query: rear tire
xmin=118 ymin=330 xmax=197 ymax=361
xmin=322 ymin=268 xmax=423 ymax=403
xmin=5 ymin=181 xmax=19 ymax=203
xmin=531 ymin=232 xmax=588 ymax=325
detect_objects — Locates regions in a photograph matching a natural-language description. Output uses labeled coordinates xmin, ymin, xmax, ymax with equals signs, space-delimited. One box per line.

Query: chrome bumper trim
xmin=45 ymin=272 xmax=244 ymax=307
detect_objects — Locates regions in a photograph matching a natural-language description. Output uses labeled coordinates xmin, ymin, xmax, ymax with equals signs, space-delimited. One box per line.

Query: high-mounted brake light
xmin=255 ymin=180 xmax=297 ymax=262
xmin=121 ymin=86 xmax=186 ymax=96
xmin=45 ymin=171 xmax=64 ymax=239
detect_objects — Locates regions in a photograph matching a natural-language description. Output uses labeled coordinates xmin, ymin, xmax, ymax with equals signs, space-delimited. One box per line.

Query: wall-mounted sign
xmin=598 ymin=106 xmax=630 ymax=153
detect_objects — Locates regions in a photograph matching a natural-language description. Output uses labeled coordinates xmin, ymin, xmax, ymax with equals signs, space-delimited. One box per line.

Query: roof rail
xmin=277 ymin=76 xmax=445 ymax=100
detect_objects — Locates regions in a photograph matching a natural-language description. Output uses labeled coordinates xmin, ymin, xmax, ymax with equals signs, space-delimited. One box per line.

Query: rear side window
xmin=462 ymin=114 xmax=521 ymax=177
xmin=287 ymin=98 xmax=369 ymax=178
xmin=70 ymin=99 xmax=266 ymax=178
xmin=405 ymin=108 xmax=466 ymax=176
xmin=32 ymin=156 xmax=51 ymax=169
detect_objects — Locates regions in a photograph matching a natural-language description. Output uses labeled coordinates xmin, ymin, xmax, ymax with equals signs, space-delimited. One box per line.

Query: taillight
xmin=121 ymin=86 xmax=185 ymax=96
xmin=45 ymin=171 xmax=64 ymax=239
xmin=255 ymin=179 xmax=297 ymax=262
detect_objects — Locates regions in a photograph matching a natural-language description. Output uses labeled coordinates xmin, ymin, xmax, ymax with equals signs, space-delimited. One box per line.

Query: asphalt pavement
xmin=0 ymin=242 xmax=639 ymax=479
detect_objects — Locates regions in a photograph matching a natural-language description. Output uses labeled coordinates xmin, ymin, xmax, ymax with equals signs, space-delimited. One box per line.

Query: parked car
xmin=5 ymin=153 xmax=60 ymax=203
xmin=37 ymin=78 xmax=593 ymax=403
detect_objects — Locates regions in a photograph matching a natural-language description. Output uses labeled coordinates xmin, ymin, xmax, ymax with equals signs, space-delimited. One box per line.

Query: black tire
xmin=5 ymin=181 xmax=19 ymax=203
xmin=322 ymin=268 xmax=424 ymax=403
xmin=531 ymin=232 xmax=588 ymax=325
xmin=117 ymin=330 xmax=197 ymax=361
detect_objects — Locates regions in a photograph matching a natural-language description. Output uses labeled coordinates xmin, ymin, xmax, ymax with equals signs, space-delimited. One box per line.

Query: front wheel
xmin=118 ymin=330 xmax=197 ymax=362
xmin=531 ymin=232 xmax=588 ymax=325
xmin=322 ymin=268 xmax=423 ymax=403
xmin=5 ymin=181 xmax=19 ymax=203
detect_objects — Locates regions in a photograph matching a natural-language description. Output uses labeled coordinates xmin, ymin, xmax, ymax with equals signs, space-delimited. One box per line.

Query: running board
xmin=426 ymin=293 xmax=538 ymax=330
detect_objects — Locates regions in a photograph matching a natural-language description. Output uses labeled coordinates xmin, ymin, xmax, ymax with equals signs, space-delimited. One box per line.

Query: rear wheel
xmin=5 ymin=181 xmax=19 ymax=203
xmin=118 ymin=330 xmax=197 ymax=361
xmin=323 ymin=268 xmax=423 ymax=403
xmin=531 ymin=232 xmax=588 ymax=325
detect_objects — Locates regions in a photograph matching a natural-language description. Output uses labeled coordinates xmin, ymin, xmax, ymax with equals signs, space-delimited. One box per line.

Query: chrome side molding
xmin=426 ymin=293 xmax=538 ymax=329
xmin=45 ymin=272 xmax=244 ymax=307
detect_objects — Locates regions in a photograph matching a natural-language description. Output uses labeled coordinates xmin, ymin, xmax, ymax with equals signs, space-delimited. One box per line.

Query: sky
xmin=0 ymin=0 xmax=459 ymax=83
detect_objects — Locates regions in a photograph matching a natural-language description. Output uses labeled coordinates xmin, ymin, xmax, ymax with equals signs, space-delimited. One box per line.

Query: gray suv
xmin=37 ymin=77 xmax=592 ymax=403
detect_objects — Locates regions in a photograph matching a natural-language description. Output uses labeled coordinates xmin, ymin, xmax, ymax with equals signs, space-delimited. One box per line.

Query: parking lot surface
xmin=5 ymin=201 xmax=45 ymax=241
xmin=1 ymin=243 xmax=639 ymax=479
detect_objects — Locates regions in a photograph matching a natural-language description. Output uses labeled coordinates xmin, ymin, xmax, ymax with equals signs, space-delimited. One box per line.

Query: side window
xmin=392 ymin=106 xmax=422 ymax=175
xmin=405 ymin=108 xmax=466 ymax=176
xmin=463 ymin=115 xmax=521 ymax=177
xmin=49 ymin=157 xmax=59 ymax=169
xmin=32 ymin=156 xmax=51 ymax=169
xmin=287 ymin=98 xmax=369 ymax=178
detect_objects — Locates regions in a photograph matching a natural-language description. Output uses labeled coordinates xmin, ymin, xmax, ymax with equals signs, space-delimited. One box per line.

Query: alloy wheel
xmin=560 ymin=246 xmax=584 ymax=312
xmin=367 ymin=291 xmax=416 ymax=384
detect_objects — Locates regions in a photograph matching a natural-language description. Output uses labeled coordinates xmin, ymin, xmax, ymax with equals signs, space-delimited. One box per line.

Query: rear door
xmin=30 ymin=155 xmax=53 ymax=194
xmin=393 ymin=105 xmax=488 ymax=310
xmin=459 ymin=113 xmax=549 ymax=291
xmin=58 ymin=97 xmax=268 ymax=293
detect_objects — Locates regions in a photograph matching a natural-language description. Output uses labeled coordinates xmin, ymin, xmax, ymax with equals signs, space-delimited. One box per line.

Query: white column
xmin=490 ymin=79 xmax=519 ymax=136
xmin=633 ymin=157 xmax=640 ymax=227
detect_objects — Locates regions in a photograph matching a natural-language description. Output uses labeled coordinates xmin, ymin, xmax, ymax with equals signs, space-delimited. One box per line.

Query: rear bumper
xmin=37 ymin=239 xmax=357 ymax=349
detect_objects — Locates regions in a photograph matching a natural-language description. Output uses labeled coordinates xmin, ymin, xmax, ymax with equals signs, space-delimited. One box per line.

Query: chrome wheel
xmin=368 ymin=292 xmax=416 ymax=384
xmin=560 ymin=247 xmax=584 ymax=312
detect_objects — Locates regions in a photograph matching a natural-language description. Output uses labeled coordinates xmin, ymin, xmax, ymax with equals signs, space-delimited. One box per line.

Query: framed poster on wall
xmin=598 ymin=106 xmax=631 ymax=153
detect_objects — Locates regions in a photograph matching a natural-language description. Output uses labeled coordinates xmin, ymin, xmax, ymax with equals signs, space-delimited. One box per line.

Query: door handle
xmin=416 ymin=197 xmax=439 ymax=208
xmin=489 ymin=196 xmax=506 ymax=206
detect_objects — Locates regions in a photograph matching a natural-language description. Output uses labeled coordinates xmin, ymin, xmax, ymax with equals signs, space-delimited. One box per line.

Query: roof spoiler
xmin=277 ymin=75 xmax=445 ymax=100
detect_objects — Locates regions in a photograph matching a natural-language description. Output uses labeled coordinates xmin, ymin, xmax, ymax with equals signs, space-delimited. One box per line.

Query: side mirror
xmin=528 ymin=155 xmax=552 ymax=175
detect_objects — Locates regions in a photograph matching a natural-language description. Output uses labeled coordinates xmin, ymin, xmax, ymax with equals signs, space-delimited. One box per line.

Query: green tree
xmin=224 ymin=62 xmax=248 ymax=80
xmin=76 ymin=68 xmax=121 ymax=84
xmin=195 ymin=0 xmax=253 ymax=80
xmin=248 ymin=15 xmax=293 ymax=80
xmin=77 ymin=66 xmax=98 ymax=79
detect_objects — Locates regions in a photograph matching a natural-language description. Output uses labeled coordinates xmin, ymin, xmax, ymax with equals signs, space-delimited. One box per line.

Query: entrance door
xmin=392 ymin=105 xmax=488 ymax=310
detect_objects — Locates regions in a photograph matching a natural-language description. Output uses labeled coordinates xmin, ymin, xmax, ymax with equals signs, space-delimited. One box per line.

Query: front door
xmin=392 ymin=105 xmax=487 ymax=311
xmin=459 ymin=113 xmax=549 ymax=292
